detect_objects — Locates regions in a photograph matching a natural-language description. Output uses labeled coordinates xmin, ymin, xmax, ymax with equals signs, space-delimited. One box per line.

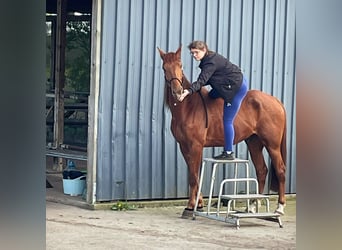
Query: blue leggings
xmin=223 ymin=78 xmax=248 ymax=151
xmin=209 ymin=78 xmax=248 ymax=151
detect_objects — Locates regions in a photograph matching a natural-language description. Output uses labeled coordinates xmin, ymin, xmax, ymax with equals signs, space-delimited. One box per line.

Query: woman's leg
xmin=223 ymin=78 xmax=248 ymax=152
xmin=208 ymin=88 xmax=221 ymax=99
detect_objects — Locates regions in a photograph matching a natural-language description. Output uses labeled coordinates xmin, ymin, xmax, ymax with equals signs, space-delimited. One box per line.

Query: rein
xmin=165 ymin=74 xmax=209 ymax=129
xmin=198 ymin=90 xmax=209 ymax=128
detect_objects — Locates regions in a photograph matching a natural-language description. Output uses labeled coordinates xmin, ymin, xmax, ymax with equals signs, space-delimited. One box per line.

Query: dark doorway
xmin=46 ymin=0 xmax=92 ymax=152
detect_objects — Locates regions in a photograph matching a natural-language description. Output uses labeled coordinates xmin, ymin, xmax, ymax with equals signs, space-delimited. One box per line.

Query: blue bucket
xmin=63 ymin=176 xmax=86 ymax=196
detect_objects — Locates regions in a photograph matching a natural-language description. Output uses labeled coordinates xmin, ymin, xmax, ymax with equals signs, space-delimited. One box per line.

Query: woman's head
xmin=188 ymin=41 xmax=209 ymax=61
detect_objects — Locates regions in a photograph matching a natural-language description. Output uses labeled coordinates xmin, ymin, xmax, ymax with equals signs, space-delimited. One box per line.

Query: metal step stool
xmin=217 ymin=178 xmax=283 ymax=229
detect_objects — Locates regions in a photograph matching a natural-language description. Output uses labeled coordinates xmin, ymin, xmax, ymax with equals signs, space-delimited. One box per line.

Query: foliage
xmin=46 ymin=20 xmax=91 ymax=147
xmin=111 ymin=201 xmax=137 ymax=211
xmin=65 ymin=21 xmax=90 ymax=93
xmin=46 ymin=20 xmax=90 ymax=93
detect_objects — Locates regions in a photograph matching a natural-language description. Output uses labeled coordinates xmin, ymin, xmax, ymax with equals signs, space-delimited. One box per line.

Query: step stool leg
xmin=233 ymin=163 xmax=237 ymax=210
xmin=236 ymin=218 xmax=240 ymax=230
xmin=207 ymin=163 xmax=218 ymax=214
xmin=226 ymin=200 xmax=233 ymax=218
xmin=266 ymin=198 xmax=270 ymax=212
xmin=278 ymin=217 xmax=284 ymax=228
xmin=245 ymin=162 xmax=250 ymax=213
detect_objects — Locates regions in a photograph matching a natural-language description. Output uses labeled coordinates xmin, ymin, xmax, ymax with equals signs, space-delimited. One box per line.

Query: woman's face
xmin=190 ymin=48 xmax=206 ymax=61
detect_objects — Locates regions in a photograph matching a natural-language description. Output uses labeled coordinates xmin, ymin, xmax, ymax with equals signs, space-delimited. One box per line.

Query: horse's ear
xmin=176 ymin=45 xmax=182 ymax=58
xmin=157 ymin=47 xmax=165 ymax=59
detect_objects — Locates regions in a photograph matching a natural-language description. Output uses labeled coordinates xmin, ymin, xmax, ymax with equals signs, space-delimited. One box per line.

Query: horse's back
xmin=236 ymin=89 xmax=286 ymax=143
xmin=242 ymin=90 xmax=286 ymax=118
xmin=201 ymin=88 xmax=286 ymax=127
xmin=245 ymin=89 xmax=284 ymax=105
xmin=202 ymin=88 xmax=284 ymax=110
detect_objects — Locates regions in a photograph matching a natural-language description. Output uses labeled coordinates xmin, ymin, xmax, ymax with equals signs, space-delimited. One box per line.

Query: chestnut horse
xmin=157 ymin=46 xmax=287 ymax=215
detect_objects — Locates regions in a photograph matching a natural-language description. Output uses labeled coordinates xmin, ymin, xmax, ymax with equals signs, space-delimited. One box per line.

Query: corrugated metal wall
xmin=96 ymin=0 xmax=295 ymax=201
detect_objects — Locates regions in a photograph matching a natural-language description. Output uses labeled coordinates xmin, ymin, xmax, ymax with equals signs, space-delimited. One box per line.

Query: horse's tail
xmin=270 ymin=110 xmax=287 ymax=192
xmin=281 ymin=119 xmax=287 ymax=167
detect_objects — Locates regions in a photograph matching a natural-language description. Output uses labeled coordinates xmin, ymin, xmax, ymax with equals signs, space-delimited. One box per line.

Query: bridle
xmin=164 ymin=76 xmax=183 ymax=87
xmin=164 ymin=75 xmax=184 ymax=105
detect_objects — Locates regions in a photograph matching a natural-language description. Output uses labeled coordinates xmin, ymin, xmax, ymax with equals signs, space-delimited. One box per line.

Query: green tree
xmin=65 ymin=21 xmax=90 ymax=93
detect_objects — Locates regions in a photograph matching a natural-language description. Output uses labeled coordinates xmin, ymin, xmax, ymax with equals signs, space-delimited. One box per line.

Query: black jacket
xmin=189 ymin=52 xmax=243 ymax=103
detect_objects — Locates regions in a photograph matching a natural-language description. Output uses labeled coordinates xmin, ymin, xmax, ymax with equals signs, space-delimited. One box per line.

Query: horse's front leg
xmin=187 ymin=162 xmax=203 ymax=209
xmin=179 ymin=144 xmax=203 ymax=210
xmin=181 ymin=158 xmax=203 ymax=219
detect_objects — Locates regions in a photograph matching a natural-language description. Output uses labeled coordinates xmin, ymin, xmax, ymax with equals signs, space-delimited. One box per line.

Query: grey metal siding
xmin=97 ymin=0 xmax=296 ymax=201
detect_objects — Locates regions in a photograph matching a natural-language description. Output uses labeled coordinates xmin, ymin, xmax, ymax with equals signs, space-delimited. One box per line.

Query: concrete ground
xmin=46 ymin=173 xmax=296 ymax=249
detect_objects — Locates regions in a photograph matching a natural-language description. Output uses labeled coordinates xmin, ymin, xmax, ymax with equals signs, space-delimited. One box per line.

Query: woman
xmin=178 ymin=41 xmax=248 ymax=160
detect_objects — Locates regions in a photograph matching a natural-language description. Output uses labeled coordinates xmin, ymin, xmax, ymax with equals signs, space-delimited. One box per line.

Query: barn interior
xmin=46 ymin=0 xmax=93 ymax=206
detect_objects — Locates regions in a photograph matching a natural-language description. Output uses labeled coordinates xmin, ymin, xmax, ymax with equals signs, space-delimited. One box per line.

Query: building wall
xmin=96 ymin=0 xmax=295 ymax=201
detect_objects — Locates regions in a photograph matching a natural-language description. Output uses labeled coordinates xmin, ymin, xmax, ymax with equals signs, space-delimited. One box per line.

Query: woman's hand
xmin=178 ymin=89 xmax=190 ymax=102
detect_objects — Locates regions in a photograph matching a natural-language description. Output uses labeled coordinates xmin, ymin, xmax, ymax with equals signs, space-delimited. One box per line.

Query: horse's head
xmin=157 ymin=46 xmax=184 ymax=101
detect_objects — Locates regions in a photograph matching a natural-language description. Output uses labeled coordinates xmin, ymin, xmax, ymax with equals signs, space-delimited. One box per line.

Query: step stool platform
xmin=220 ymin=194 xmax=269 ymax=200
xmin=228 ymin=212 xmax=283 ymax=229
xmin=229 ymin=212 xmax=280 ymax=219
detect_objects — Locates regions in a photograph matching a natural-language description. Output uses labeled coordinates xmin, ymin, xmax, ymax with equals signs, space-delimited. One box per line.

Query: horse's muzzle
xmin=172 ymin=87 xmax=183 ymax=101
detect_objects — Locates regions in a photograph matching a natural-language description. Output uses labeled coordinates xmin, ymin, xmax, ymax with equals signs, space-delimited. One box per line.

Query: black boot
xmin=213 ymin=151 xmax=235 ymax=160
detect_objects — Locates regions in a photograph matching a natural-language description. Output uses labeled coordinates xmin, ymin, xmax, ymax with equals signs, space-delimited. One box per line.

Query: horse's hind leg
xmin=267 ymin=147 xmax=286 ymax=214
xmin=245 ymin=135 xmax=268 ymax=194
xmin=245 ymin=135 xmax=268 ymax=213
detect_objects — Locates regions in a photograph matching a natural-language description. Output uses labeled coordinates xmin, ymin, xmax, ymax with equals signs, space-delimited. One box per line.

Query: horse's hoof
xmin=246 ymin=206 xmax=256 ymax=214
xmin=245 ymin=200 xmax=261 ymax=213
xmin=181 ymin=208 xmax=194 ymax=219
xmin=274 ymin=203 xmax=286 ymax=215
